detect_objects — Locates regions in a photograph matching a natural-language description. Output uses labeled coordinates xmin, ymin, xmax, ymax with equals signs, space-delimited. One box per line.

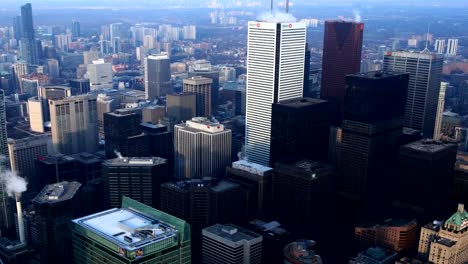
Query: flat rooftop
xmin=435 ymin=238 xmax=456 ymax=247
xmin=232 ymin=160 xmax=272 ymax=176
xmin=358 ymin=218 xmax=416 ymax=229
xmin=203 ymin=224 xmax=261 ymax=244
xmin=33 ymin=181 xmax=81 ymax=205
xmin=276 ymin=97 xmax=328 ymax=108
xmin=163 ymin=178 xmax=240 ymax=193
xmin=403 ymin=139 xmax=456 ymax=153
xmin=103 ymin=157 xmax=167 ymax=166
xmin=73 ymin=207 xmax=177 ymax=251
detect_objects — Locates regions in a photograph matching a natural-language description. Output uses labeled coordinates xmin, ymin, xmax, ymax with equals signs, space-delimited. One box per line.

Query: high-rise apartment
xmin=320 ymin=20 xmax=364 ymax=124
xmin=49 ymin=95 xmax=99 ymax=155
xmin=202 ymin=224 xmax=262 ymax=264
xmin=446 ymin=38 xmax=459 ymax=56
xmin=383 ymin=51 xmax=444 ymax=137
xmin=144 ymin=54 xmax=171 ymax=99
xmin=87 ymin=59 xmax=113 ymax=90
xmin=183 ymin=77 xmax=212 ymax=117
xmin=434 ymin=39 xmax=445 ymax=54
xmin=174 ymin=117 xmax=231 ymax=179
xmin=31 ymin=181 xmax=81 ymax=264
xmin=102 ymin=157 xmax=169 ymax=209
xmin=20 ymin=3 xmax=39 ymax=65
xmin=72 ymin=196 xmax=191 ymax=264
xmin=245 ymin=21 xmax=306 ymax=166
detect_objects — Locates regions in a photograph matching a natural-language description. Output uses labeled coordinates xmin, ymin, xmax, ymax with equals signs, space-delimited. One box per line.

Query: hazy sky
xmin=1 ymin=0 xmax=466 ymax=9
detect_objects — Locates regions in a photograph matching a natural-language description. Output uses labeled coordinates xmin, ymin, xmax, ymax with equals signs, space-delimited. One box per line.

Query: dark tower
xmin=303 ymin=43 xmax=311 ymax=97
xmin=20 ymin=3 xmax=39 ymax=65
xmin=321 ymin=21 xmax=364 ymax=124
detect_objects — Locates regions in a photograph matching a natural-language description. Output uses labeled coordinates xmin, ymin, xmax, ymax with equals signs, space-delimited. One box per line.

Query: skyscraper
xmin=188 ymin=66 xmax=220 ymax=113
xmin=166 ymin=93 xmax=197 ymax=122
xmin=31 ymin=181 xmax=81 ymax=264
xmin=446 ymin=38 xmax=459 ymax=56
xmin=49 ymin=95 xmax=99 ymax=155
xmin=245 ymin=21 xmax=306 ymax=166
xmin=102 ymin=157 xmax=169 ymax=209
xmin=0 ymin=90 xmax=8 ymax=159
xmin=434 ymin=39 xmax=445 ymax=54
xmin=87 ymin=59 xmax=113 ymax=90
xmin=202 ymin=224 xmax=262 ymax=264
xmin=72 ymin=196 xmax=191 ymax=264
xmin=383 ymin=51 xmax=444 ymax=137
xmin=174 ymin=117 xmax=231 ymax=179
xmin=71 ymin=21 xmax=80 ymax=38
xmin=144 ymin=54 xmax=171 ymax=99
xmin=320 ymin=20 xmax=364 ymax=124
xmin=20 ymin=3 xmax=39 ymax=65
xmin=183 ymin=76 xmax=212 ymax=117
xmin=434 ymin=82 xmax=448 ymax=140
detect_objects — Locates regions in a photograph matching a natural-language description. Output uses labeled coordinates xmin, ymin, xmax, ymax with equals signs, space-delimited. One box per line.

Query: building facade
xmin=144 ymin=54 xmax=171 ymax=99
xmin=183 ymin=77 xmax=212 ymax=118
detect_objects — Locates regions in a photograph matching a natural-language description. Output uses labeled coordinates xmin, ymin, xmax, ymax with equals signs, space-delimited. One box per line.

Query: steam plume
xmin=257 ymin=10 xmax=297 ymax=23
xmin=114 ymin=150 xmax=123 ymax=159
xmin=352 ymin=9 xmax=362 ymax=22
xmin=0 ymin=170 xmax=27 ymax=197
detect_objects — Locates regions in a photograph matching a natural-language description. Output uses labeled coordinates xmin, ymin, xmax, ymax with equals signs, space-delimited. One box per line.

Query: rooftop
xmin=73 ymin=207 xmax=177 ymax=251
xmin=163 ymin=178 xmax=240 ymax=193
xmin=435 ymin=238 xmax=456 ymax=247
xmin=232 ymin=160 xmax=272 ymax=176
xmin=37 ymin=153 xmax=75 ymax=164
xmin=403 ymin=139 xmax=456 ymax=153
xmin=203 ymin=224 xmax=261 ymax=245
xmin=33 ymin=181 xmax=81 ymax=205
xmin=350 ymin=71 xmax=406 ymax=79
xmin=445 ymin=204 xmax=468 ymax=230
xmin=358 ymin=218 xmax=417 ymax=229
xmin=276 ymin=97 xmax=328 ymax=109
xmin=176 ymin=117 xmax=228 ymax=134
xmin=148 ymin=53 xmax=170 ymax=60
xmin=103 ymin=157 xmax=167 ymax=167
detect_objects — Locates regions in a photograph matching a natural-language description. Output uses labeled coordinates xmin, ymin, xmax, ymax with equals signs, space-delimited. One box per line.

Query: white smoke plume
xmin=0 ymin=170 xmax=27 ymax=197
xmin=257 ymin=10 xmax=297 ymax=23
xmin=114 ymin=150 xmax=123 ymax=159
xmin=237 ymin=144 xmax=246 ymax=161
xmin=352 ymin=9 xmax=362 ymax=22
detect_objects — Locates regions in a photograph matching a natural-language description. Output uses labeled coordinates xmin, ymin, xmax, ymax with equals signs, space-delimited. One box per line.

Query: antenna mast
xmin=271 ymin=0 xmax=273 ymax=13
xmin=421 ymin=23 xmax=431 ymax=53
xmin=285 ymin=0 xmax=289 ymax=13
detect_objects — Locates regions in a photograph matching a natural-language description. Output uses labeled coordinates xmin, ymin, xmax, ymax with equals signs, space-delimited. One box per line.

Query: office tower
xmin=72 ymin=196 xmax=191 ymax=264
xmin=49 ymin=95 xmax=99 ymax=155
xmin=226 ymin=160 xmax=272 ymax=219
xmin=55 ymin=34 xmax=71 ymax=51
xmin=174 ymin=117 xmax=231 ymax=179
xmin=142 ymin=105 xmax=165 ymax=124
xmin=71 ymin=21 xmax=80 ymax=38
xmin=102 ymin=157 xmax=169 ymax=209
xmin=434 ymin=82 xmax=448 ymax=140
xmin=270 ymin=98 xmax=331 ymax=166
xmin=337 ymin=72 xmax=408 ymax=209
xmin=8 ymin=135 xmax=52 ymax=194
xmin=166 ymin=93 xmax=196 ymax=122
xmin=96 ymin=94 xmax=118 ymax=134
xmin=20 ymin=78 xmax=38 ymax=96
xmin=100 ymin=39 xmax=111 ymax=55
xmin=109 ymin=22 xmax=123 ymax=46
xmin=161 ymin=178 xmax=242 ymax=228
xmin=0 ymin=90 xmax=8 ymax=158
xmin=188 ymin=68 xmax=220 ymax=112
xmin=350 ymin=247 xmax=398 ymax=264
xmin=83 ymin=51 xmax=100 ymax=65
xmin=144 ymin=54 xmax=171 ymax=99
xmin=39 ymin=85 xmax=71 ymax=100
xmin=47 ymin=58 xmax=59 ymax=79
xmin=182 ymin=25 xmax=196 ymax=40
xmin=28 ymin=97 xmax=44 ymax=132
xmin=112 ymin=37 xmax=121 ymax=53
xmin=68 ymin=79 xmax=90 ymax=95
xmin=246 ymin=21 xmax=306 ymax=166
xmin=446 ymin=38 xmax=458 ymax=56
xmin=303 ymin=43 xmax=311 ymax=97
xmin=355 ymin=219 xmax=418 ymax=253
xmin=70 ymin=152 xmax=104 ymax=186
xmin=20 ymin=3 xmax=39 ymax=65
xmin=284 ymin=240 xmax=323 ymax=264
xmin=434 ymin=39 xmax=445 ymax=54
xmin=183 ymin=77 xmax=212 ymax=117
xmin=87 ymin=59 xmax=113 ymax=90
xmin=0 ymin=187 xmax=15 ymax=238
xmin=273 ymin=160 xmax=332 ymax=226
xmin=13 ymin=61 xmax=28 ymax=88
xmin=383 ymin=51 xmax=444 ymax=137
xmin=418 ymin=204 xmax=468 ymax=263
xmin=35 ymin=154 xmax=78 ymax=191
xmin=31 ymin=181 xmax=81 ymax=264
xmin=104 ymin=110 xmax=148 ymax=158
xmin=202 ymin=224 xmax=262 ymax=264
xmin=140 ymin=123 xmax=173 ymax=163
xmin=220 ymin=67 xmax=236 ymax=82
xmin=320 ymin=20 xmax=364 ymax=124
xmin=394 ymin=140 xmax=457 ymax=220
xmin=13 ymin=16 xmax=22 ymax=40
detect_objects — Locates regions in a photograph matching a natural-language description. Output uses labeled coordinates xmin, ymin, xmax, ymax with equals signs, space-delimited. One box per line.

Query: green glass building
xmin=72 ymin=196 xmax=191 ymax=263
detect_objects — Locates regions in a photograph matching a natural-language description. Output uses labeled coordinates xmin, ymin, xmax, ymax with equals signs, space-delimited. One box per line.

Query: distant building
xmin=383 ymin=51 xmax=444 ymax=137
xmin=69 ymin=79 xmax=90 ymax=95
xmin=145 ymin=54 xmax=171 ymax=99
xmin=20 ymin=3 xmax=39 ymax=64
xmin=0 ymin=90 xmax=8 ymax=158
xmin=31 ymin=181 xmax=81 ymax=264
xmin=284 ymin=240 xmax=323 ymax=264
xmin=226 ymin=160 xmax=272 ymax=219
xmin=183 ymin=76 xmax=212 ymax=118
xmin=349 ymin=247 xmax=398 ymax=264
xmin=321 ymin=20 xmax=364 ymax=124
xmin=142 ymin=105 xmax=165 ymax=124
xmin=102 ymin=157 xmax=169 ymax=209
xmin=72 ymin=196 xmax=191 ymax=263
xmin=174 ymin=117 xmax=231 ymax=179
xmin=87 ymin=59 xmax=113 ymax=90
xmin=418 ymin=204 xmax=468 ymax=263
xmin=355 ymin=219 xmax=418 ymax=253
xmin=166 ymin=93 xmax=196 ymax=122
xmin=49 ymin=95 xmax=98 ymax=155
xmin=446 ymin=38 xmax=458 ymax=56
xmin=188 ymin=66 xmax=220 ymax=113
xmin=434 ymin=39 xmax=445 ymax=54
xmin=434 ymin=82 xmax=448 ymax=140
xmin=202 ymin=224 xmax=262 ymax=264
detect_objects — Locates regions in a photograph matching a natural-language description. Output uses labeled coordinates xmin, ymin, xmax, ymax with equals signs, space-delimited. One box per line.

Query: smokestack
xmin=15 ymin=193 xmax=25 ymax=244
xmin=285 ymin=0 xmax=289 ymax=13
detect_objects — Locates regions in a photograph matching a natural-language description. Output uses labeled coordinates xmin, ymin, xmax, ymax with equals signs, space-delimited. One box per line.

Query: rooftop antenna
xmin=271 ymin=0 xmax=273 ymax=13
xmin=421 ymin=23 xmax=431 ymax=53
xmin=285 ymin=0 xmax=289 ymax=13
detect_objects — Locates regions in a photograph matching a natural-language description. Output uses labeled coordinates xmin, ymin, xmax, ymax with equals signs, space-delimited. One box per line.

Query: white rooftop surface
xmin=74 ymin=208 xmax=176 ymax=250
xmin=233 ymin=160 xmax=272 ymax=176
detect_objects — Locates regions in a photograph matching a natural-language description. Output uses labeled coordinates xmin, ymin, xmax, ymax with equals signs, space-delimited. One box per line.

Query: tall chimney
xmin=15 ymin=193 xmax=25 ymax=244
xmin=285 ymin=0 xmax=289 ymax=13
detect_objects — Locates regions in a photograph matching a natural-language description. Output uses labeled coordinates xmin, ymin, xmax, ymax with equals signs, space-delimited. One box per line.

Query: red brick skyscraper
xmin=321 ymin=20 xmax=364 ymax=124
